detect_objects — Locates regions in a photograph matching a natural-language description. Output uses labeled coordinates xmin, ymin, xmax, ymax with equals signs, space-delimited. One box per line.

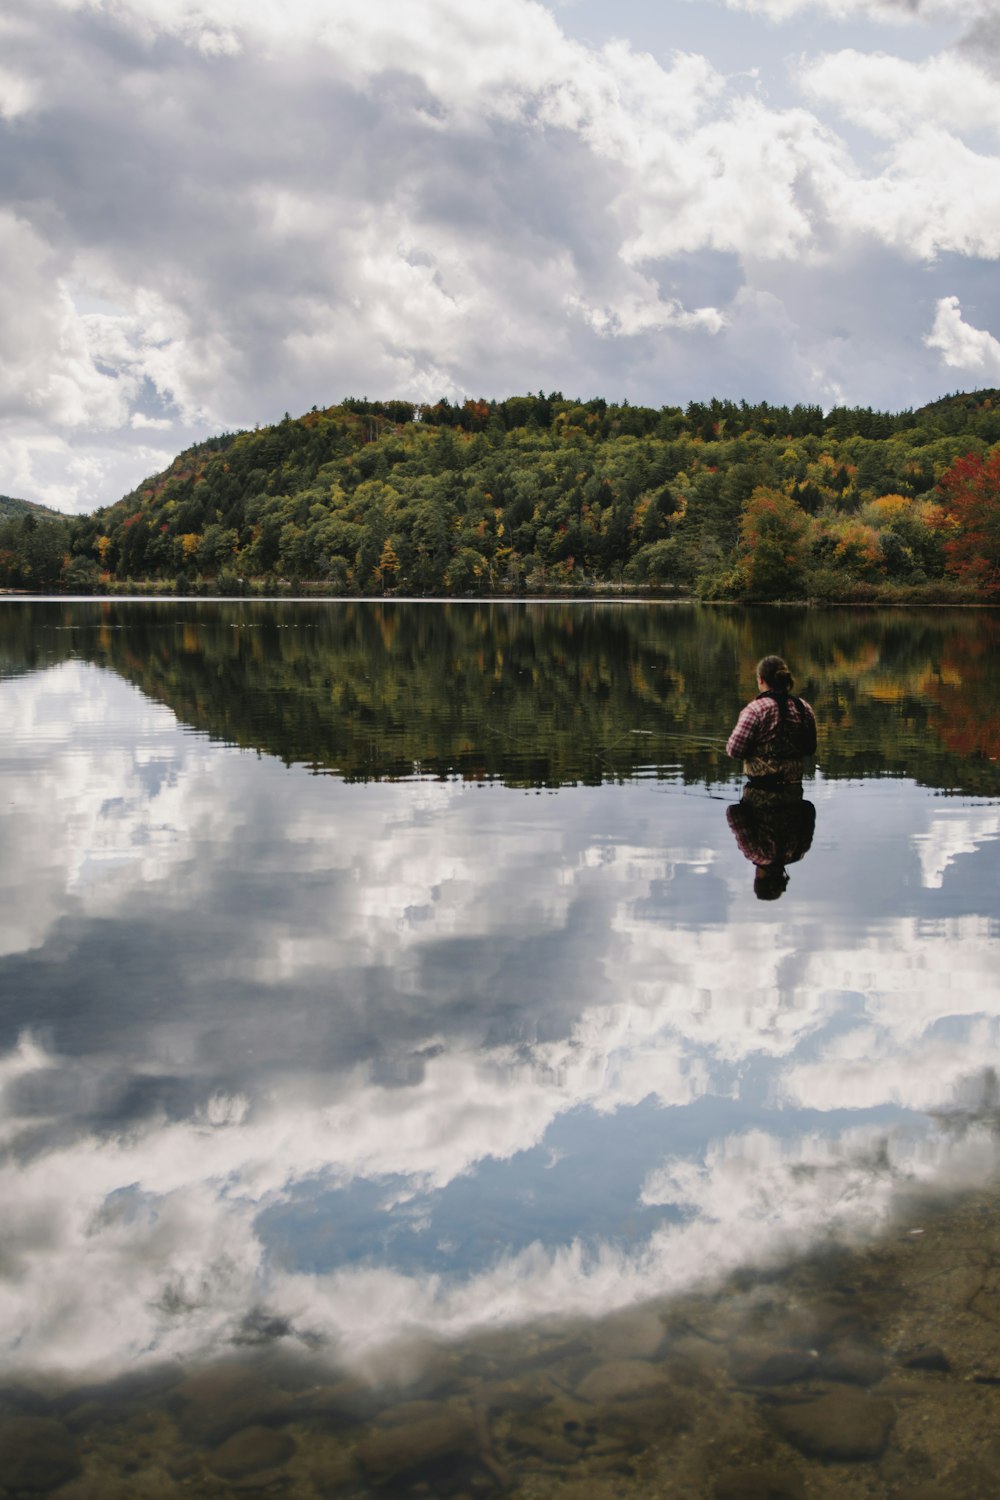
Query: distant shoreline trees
xmin=3 ymin=388 xmax=1000 ymax=601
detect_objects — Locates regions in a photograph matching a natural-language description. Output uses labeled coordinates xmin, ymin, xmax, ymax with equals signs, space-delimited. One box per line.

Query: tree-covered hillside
xmin=4 ymin=389 xmax=1000 ymax=598
xmin=0 ymin=494 xmax=65 ymax=522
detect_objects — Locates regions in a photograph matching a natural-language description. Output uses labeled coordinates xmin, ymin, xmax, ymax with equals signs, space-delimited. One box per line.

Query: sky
xmin=3 ymin=0 xmax=1000 ymax=514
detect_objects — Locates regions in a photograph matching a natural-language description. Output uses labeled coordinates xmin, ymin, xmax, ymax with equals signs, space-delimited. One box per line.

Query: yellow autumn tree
xmin=375 ymin=537 xmax=400 ymax=592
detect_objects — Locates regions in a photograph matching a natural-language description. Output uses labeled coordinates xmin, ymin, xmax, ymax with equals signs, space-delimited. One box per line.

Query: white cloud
xmin=780 ymin=1018 xmax=1000 ymax=1112
xmin=77 ymin=289 xmax=220 ymax=427
xmin=0 ymin=64 xmax=37 ymax=117
xmin=0 ymin=663 xmax=217 ymax=955
xmin=912 ymin=805 xmax=1000 ymax=888
xmin=0 ymin=213 xmax=130 ymax=430
xmin=130 ymin=413 xmax=174 ymax=431
xmin=803 ymin=48 xmax=1000 ymax=141
xmin=725 ymin=0 xmax=991 ymax=22
xmin=828 ymin=129 xmax=1000 ymax=259
xmin=0 ymin=430 xmax=175 ymax=514
xmin=925 ymin=294 xmax=1000 ymax=374
xmin=621 ymin=99 xmax=851 ymax=264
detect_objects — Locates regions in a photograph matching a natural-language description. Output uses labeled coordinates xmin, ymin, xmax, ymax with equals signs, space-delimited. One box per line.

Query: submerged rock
xmin=714 ymin=1466 xmax=805 ymax=1500
xmin=208 ymin=1424 xmax=296 ymax=1479
xmin=170 ymin=1363 xmax=292 ymax=1444
xmin=480 ymin=1374 xmax=561 ymax=1416
xmin=766 ymin=1390 xmax=896 ymax=1462
xmin=817 ymin=1344 xmax=887 ymax=1386
xmin=587 ymin=1307 xmax=667 ymax=1362
xmin=0 ymin=1387 xmax=52 ymax=1420
xmin=598 ymin=1392 xmax=693 ymax=1448
xmin=508 ymin=1419 xmax=582 ymax=1465
xmin=546 ymin=1480 xmax=636 ymax=1500
xmin=729 ymin=1348 xmax=818 ymax=1387
xmin=792 ymin=1298 xmax=865 ymax=1350
xmin=900 ymin=1344 xmax=951 ymax=1373
xmin=906 ymin=1458 xmax=1000 ymax=1500
xmin=166 ymin=1450 xmax=202 ymax=1480
xmin=301 ymin=1437 xmax=363 ymax=1494
xmin=575 ymin=1360 xmax=668 ymax=1404
xmin=373 ymin=1398 xmax=448 ymax=1428
xmin=291 ymin=1375 xmax=380 ymax=1425
xmin=355 ymin=1409 xmax=478 ymax=1486
xmin=969 ymin=1282 xmax=1000 ymax=1324
xmin=0 ymin=1415 xmax=81 ymax=1492
xmin=47 ymin=1482 xmax=134 ymax=1500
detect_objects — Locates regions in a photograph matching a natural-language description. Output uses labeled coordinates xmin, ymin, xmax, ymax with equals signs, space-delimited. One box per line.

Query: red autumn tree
xmin=936 ymin=449 xmax=1000 ymax=594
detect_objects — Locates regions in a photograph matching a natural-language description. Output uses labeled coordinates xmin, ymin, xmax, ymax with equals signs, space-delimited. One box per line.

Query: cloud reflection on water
xmin=1 ymin=661 xmax=999 ymax=1379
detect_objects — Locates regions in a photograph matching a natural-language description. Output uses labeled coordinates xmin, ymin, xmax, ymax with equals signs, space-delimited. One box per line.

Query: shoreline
xmin=0 ymin=587 xmax=996 ymax=609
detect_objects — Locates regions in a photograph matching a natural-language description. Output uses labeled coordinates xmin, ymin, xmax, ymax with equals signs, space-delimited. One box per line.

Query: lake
xmin=1 ymin=598 xmax=1000 ymax=1498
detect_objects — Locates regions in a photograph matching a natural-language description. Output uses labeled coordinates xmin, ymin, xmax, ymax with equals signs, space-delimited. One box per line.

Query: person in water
xmin=726 ymin=654 xmax=817 ymax=790
xmin=726 ymin=655 xmax=818 ymax=898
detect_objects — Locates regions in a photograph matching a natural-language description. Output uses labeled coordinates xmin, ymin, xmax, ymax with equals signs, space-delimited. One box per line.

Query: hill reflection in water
xmin=0 ymin=601 xmax=999 ymax=1495
xmin=4 ymin=596 xmax=1000 ymax=793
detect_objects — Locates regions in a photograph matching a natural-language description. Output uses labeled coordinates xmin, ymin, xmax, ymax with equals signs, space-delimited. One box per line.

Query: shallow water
xmin=1 ymin=599 xmax=1000 ymax=1496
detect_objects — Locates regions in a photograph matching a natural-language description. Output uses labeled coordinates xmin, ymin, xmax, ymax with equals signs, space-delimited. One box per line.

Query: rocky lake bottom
xmin=3 ymin=1180 xmax=1000 ymax=1500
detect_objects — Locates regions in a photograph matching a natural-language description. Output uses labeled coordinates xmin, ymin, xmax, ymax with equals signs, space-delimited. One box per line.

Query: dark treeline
xmin=4 ymin=600 xmax=999 ymax=797
xmin=3 ymin=387 xmax=1000 ymax=599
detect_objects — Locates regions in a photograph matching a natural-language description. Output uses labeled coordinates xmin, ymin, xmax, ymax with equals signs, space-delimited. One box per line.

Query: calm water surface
xmin=2 ymin=599 xmax=1000 ymax=1498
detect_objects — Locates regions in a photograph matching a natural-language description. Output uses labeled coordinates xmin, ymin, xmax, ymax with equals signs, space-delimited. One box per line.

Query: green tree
xmin=19 ymin=514 xmax=68 ymax=589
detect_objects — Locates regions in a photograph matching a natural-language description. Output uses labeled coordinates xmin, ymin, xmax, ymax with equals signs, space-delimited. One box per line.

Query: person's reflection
xmin=726 ymin=787 xmax=816 ymax=900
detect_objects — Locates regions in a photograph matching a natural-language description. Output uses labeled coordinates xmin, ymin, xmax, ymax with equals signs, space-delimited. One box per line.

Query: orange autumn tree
xmin=936 ymin=450 xmax=1000 ymax=595
xmin=737 ymin=486 xmax=810 ymax=598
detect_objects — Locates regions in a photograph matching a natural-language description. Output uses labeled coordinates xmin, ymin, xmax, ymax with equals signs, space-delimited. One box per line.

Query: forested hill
xmin=0 ymin=494 xmax=65 ymax=523
xmin=4 ymin=389 xmax=1000 ymax=598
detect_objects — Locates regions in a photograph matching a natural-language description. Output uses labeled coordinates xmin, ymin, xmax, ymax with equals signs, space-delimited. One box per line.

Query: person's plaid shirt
xmin=726 ymin=694 xmax=815 ymax=762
